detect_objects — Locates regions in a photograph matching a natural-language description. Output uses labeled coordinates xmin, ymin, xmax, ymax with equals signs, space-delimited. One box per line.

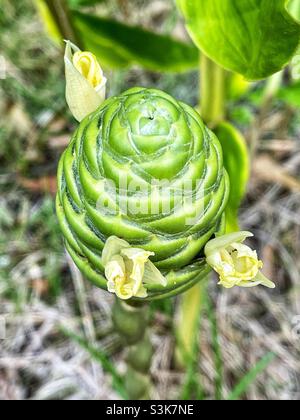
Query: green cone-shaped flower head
xmin=56 ymin=88 xmax=229 ymax=300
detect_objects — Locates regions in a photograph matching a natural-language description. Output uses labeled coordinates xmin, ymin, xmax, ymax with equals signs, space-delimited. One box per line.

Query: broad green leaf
xmin=227 ymin=353 xmax=275 ymax=400
xmin=288 ymin=0 xmax=300 ymax=20
xmin=177 ymin=0 xmax=300 ymax=80
xmin=277 ymin=80 xmax=300 ymax=107
xmin=72 ymin=11 xmax=199 ymax=71
xmin=214 ymin=122 xmax=250 ymax=233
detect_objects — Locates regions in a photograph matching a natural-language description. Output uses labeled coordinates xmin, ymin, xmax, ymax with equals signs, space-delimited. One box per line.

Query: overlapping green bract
xmin=56 ymin=88 xmax=229 ymax=300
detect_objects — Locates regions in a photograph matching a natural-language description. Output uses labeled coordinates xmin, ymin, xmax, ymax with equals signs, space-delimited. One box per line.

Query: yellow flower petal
xmin=252 ymin=272 xmax=275 ymax=289
xmin=205 ymin=231 xmax=275 ymax=290
xmin=205 ymin=231 xmax=253 ymax=257
xmin=135 ymin=285 xmax=148 ymax=299
xmin=102 ymin=236 xmax=167 ymax=300
xmin=102 ymin=236 xmax=130 ymax=266
xmin=105 ymin=255 xmax=125 ymax=292
xmin=73 ymin=51 xmax=103 ymax=88
xmin=114 ymin=277 xmax=135 ymax=300
xmin=121 ymin=247 xmax=155 ymax=262
xmin=121 ymin=248 xmax=154 ymax=296
xmin=143 ymin=260 xmax=168 ymax=287
xmin=105 ymin=255 xmax=137 ymax=300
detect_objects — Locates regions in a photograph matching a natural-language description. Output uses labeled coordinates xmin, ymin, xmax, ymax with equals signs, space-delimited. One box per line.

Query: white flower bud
xmin=64 ymin=41 xmax=107 ymax=122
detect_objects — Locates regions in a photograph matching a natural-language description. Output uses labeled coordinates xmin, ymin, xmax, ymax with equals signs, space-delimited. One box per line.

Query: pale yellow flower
xmin=102 ymin=236 xmax=167 ymax=300
xmin=64 ymin=41 xmax=107 ymax=122
xmin=205 ymin=232 xmax=275 ymax=289
xmin=73 ymin=51 xmax=103 ymax=88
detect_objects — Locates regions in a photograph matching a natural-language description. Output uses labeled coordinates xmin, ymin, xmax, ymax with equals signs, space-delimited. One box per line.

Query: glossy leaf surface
xmin=178 ymin=0 xmax=300 ymax=80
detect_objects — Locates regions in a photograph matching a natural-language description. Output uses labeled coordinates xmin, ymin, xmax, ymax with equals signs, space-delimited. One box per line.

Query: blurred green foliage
xmin=35 ymin=0 xmax=199 ymax=72
xmin=278 ymin=81 xmax=300 ymax=107
xmin=68 ymin=0 xmax=106 ymax=7
xmin=73 ymin=11 xmax=199 ymax=71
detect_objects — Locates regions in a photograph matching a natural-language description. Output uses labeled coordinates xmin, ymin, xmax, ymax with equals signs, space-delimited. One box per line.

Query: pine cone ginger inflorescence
xmin=56 ymin=88 xmax=230 ymax=300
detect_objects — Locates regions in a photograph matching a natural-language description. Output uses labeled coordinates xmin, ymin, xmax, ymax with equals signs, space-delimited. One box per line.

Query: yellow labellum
xmin=205 ymin=231 xmax=275 ymax=289
xmin=102 ymin=236 xmax=167 ymax=300
xmin=73 ymin=51 xmax=103 ymax=88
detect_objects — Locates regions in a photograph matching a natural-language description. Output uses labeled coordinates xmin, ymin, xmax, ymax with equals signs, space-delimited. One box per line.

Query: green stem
xmin=176 ymin=281 xmax=207 ymax=368
xmin=44 ymin=0 xmax=83 ymax=47
xmin=112 ymin=299 xmax=153 ymax=399
xmin=200 ymin=54 xmax=226 ymax=126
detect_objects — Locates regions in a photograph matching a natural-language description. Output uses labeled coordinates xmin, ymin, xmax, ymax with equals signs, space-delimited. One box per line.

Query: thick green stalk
xmin=200 ymin=54 xmax=226 ymax=126
xmin=112 ymin=299 xmax=153 ymax=400
xmin=44 ymin=0 xmax=83 ymax=47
